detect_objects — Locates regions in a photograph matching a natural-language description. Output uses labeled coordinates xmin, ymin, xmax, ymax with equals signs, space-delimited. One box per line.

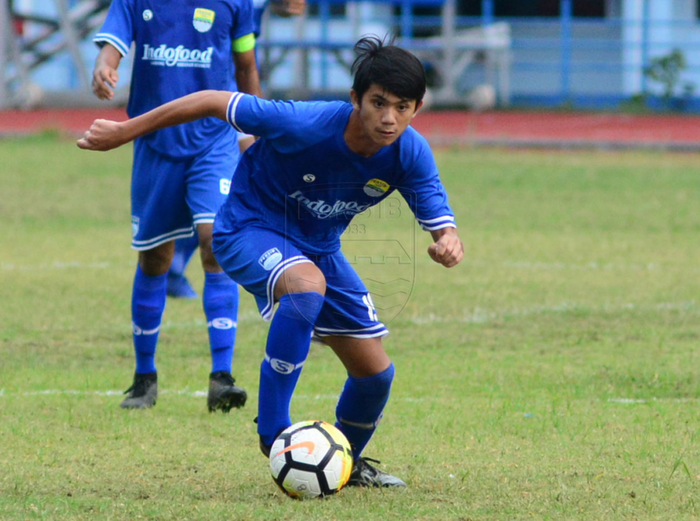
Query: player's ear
xmin=411 ymin=99 xmax=424 ymax=119
xmin=350 ymin=89 xmax=361 ymax=110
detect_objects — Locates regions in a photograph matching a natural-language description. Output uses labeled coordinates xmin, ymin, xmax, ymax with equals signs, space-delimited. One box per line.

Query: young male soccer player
xmin=91 ymin=0 xmax=262 ymax=411
xmin=78 ymin=36 xmax=464 ymax=486
xmin=166 ymin=0 xmax=308 ymax=298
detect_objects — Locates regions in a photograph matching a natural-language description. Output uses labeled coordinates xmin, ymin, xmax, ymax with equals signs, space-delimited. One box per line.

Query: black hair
xmin=351 ymin=35 xmax=426 ymax=106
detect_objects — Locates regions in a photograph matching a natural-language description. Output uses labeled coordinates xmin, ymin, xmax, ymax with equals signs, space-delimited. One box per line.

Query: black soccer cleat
xmin=207 ymin=371 xmax=247 ymax=413
xmin=347 ymin=457 xmax=407 ymax=488
xmin=120 ymin=372 xmax=158 ymax=409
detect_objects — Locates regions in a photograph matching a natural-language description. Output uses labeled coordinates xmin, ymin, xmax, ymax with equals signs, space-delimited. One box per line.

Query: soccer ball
xmin=269 ymin=420 xmax=353 ymax=499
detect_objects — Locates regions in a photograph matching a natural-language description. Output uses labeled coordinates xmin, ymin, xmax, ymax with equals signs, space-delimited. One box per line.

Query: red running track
xmin=2 ymin=108 xmax=700 ymax=149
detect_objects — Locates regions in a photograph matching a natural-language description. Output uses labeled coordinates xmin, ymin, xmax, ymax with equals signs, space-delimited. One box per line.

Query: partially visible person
xmin=78 ymin=36 xmax=464 ymax=486
xmin=91 ymin=0 xmax=262 ymax=411
xmin=166 ymin=0 xmax=308 ymax=297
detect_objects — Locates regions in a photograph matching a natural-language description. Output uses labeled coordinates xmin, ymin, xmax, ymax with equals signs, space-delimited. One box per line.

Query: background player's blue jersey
xmin=95 ymin=0 xmax=255 ymax=158
xmin=216 ymin=93 xmax=456 ymax=255
xmin=251 ymin=0 xmax=267 ymax=36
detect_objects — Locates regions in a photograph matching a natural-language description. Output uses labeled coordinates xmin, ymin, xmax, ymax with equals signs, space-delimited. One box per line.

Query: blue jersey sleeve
xmin=397 ymin=129 xmax=456 ymax=231
xmin=231 ymin=0 xmax=256 ymax=40
xmin=93 ymin=0 xmax=133 ymax=56
xmin=226 ymin=92 xmax=346 ymax=152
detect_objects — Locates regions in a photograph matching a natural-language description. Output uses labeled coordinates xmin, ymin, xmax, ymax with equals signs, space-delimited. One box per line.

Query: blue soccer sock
xmin=335 ymin=363 xmax=395 ymax=460
xmin=170 ymin=233 xmax=199 ymax=277
xmin=203 ymin=271 xmax=239 ymax=373
xmin=132 ymin=265 xmax=168 ymax=374
xmin=258 ymin=292 xmax=325 ymax=446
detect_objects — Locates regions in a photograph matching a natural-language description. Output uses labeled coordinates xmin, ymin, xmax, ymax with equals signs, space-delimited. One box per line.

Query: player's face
xmin=352 ymin=84 xmax=422 ymax=148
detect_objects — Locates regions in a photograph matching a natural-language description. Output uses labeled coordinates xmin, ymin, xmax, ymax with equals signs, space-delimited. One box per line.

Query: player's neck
xmin=343 ymin=111 xmax=383 ymax=158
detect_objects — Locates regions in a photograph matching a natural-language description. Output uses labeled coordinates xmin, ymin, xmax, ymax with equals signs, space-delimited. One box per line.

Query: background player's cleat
xmin=166 ymin=272 xmax=198 ymax=299
xmin=207 ymin=371 xmax=247 ymax=412
xmin=120 ymin=372 xmax=158 ymax=409
xmin=347 ymin=457 xmax=407 ymax=488
xmin=259 ymin=436 xmax=272 ymax=457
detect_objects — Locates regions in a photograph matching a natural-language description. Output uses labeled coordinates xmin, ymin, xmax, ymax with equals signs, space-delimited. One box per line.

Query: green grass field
xmin=1 ymin=134 xmax=699 ymax=519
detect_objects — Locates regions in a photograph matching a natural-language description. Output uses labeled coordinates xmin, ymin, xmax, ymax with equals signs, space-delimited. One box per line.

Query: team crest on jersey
xmin=131 ymin=216 xmax=140 ymax=237
xmin=193 ymin=8 xmax=215 ymax=32
xmin=259 ymin=248 xmax=283 ymax=271
xmin=363 ymin=178 xmax=390 ymax=197
xmin=142 ymin=9 xmax=153 ymax=21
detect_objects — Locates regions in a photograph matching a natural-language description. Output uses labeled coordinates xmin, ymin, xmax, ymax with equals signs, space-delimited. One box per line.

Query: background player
xmin=167 ymin=0 xmax=308 ymax=298
xmin=78 ymin=36 xmax=464 ymax=486
xmin=91 ymin=0 xmax=262 ymax=411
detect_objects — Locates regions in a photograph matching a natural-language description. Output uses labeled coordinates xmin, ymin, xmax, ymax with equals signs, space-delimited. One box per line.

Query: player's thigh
xmin=212 ymin=226 xmax=316 ymax=320
xmin=313 ymin=250 xmax=389 ymax=340
xmin=131 ymin=139 xmax=194 ymax=250
xmin=324 ymin=336 xmax=391 ymax=378
xmin=185 ymin=141 xmax=239 ymax=229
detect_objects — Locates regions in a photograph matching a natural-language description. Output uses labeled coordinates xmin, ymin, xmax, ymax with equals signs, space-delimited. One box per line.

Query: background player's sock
xmin=335 ymin=363 xmax=395 ymax=459
xmin=132 ymin=265 xmax=168 ymax=374
xmin=203 ymin=271 xmax=239 ymax=373
xmin=258 ymin=292 xmax=325 ymax=446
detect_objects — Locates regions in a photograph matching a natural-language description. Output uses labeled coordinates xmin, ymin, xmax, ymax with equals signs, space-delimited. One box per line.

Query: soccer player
xmin=78 ymin=36 xmax=464 ymax=487
xmin=91 ymin=0 xmax=263 ymax=411
xmin=166 ymin=0 xmax=308 ymax=298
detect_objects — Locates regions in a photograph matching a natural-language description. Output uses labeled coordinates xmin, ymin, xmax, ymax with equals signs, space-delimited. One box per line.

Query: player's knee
xmin=198 ymin=241 xmax=220 ymax=272
xmin=277 ymin=264 xmax=326 ymax=298
xmin=139 ymin=243 xmax=174 ymax=276
xmin=277 ymin=292 xmax=325 ymax=324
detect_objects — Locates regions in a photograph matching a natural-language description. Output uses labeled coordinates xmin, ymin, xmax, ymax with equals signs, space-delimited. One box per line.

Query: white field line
xmin=607 ymin=397 xmax=700 ymax=404
xmin=1 ymin=261 xmax=119 ymax=271
xmin=0 ymin=388 xmax=423 ymax=403
xmin=408 ymin=301 xmax=697 ymax=325
xmin=0 ymin=388 xmax=694 ymax=406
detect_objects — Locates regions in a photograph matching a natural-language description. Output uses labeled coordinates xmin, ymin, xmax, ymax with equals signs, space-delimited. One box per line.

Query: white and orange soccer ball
xmin=269 ymin=420 xmax=353 ymax=499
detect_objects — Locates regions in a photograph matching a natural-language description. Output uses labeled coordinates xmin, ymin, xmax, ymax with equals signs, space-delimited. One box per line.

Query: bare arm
xmin=233 ymin=49 xmax=263 ymax=98
xmin=77 ymin=90 xmax=235 ymax=151
xmin=428 ymin=227 xmax=464 ymax=268
xmin=269 ymin=0 xmax=306 ymax=17
xmin=92 ymin=43 xmax=122 ymax=101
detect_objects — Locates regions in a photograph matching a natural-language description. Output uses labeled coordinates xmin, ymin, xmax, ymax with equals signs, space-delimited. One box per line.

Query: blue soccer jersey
xmin=251 ymin=0 xmax=267 ymax=36
xmin=94 ymin=0 xmax=255 ymax=157
xmin=216 ymin=93 xmax=456 ymax=255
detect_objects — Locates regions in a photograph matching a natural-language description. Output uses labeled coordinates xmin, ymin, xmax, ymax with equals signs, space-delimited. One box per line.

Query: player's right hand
xmin=92 ymin=66 xmax=119 ymax=100
xmin=76 ymin=119 xmax=125 ymax=151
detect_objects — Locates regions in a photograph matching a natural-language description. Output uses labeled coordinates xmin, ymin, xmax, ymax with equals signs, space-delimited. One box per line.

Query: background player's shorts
xmin=212 ymin=225 xmax=389 ymax=339
xmin=130 ymin=138 xmax=239 ymax=250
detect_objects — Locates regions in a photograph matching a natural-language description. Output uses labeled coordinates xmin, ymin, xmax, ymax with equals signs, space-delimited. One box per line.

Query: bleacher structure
xmin=0 ymin=0 xmax=510 ymax=109
xmin=0 ymin=0 xmax=110 ymax=108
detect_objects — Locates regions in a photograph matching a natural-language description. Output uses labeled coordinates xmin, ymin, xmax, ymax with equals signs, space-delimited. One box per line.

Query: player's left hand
xmin=428 ymin=230 xmax=464 ymax=268
xmin=76 ymin=119 xmax=127 ymax=151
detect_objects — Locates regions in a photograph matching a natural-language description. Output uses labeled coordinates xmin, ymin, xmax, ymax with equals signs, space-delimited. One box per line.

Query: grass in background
xmin=1 ymin=134 xmax=699 ymax=519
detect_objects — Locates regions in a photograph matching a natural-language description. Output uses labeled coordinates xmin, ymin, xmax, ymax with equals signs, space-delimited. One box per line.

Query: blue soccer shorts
xmin=130 ymin=138 xmax=239 ymax=251
xmin=212 ymin=225 xmax=389 ymax=339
